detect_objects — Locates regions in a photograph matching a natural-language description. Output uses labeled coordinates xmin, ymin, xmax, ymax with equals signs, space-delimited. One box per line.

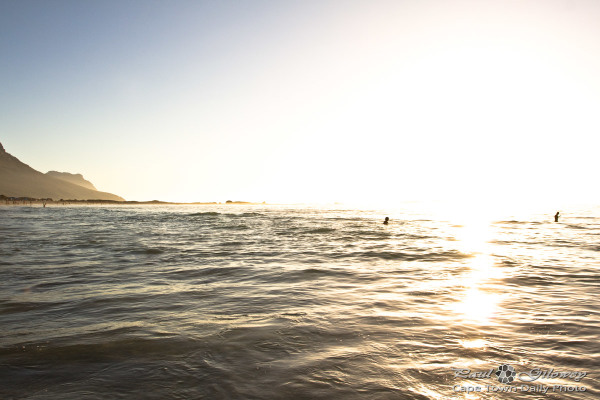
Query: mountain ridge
xmin=45 ymin=171 xmax=97 ymax=190
xmin=0 ymin=142 xmax=124 ymax=201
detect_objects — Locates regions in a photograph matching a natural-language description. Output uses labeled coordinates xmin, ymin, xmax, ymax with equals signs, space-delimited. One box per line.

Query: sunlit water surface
xmin=0 ymin=204 xmax=598 ymax=399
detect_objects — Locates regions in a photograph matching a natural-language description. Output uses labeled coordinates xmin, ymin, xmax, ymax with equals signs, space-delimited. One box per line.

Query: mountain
xmin=45 ymin=171 xmax=97 ymax=190
xmin=0 ymin=142 xmax=124 ymax=201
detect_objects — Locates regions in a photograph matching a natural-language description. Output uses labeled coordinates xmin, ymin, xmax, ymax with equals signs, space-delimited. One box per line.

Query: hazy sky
xmin=2 ymin=0 xmax=600 ymax=207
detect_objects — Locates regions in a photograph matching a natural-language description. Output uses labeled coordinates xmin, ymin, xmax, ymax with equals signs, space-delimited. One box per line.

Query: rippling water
xmin=1 ymin=204 xmax=598 ymax=399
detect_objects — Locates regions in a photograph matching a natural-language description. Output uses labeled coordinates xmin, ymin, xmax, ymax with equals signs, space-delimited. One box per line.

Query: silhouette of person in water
xmin=383 ymin=217 xmax=389 ymax=225
xmin=554 ymin=211 xmax=560 ymax=222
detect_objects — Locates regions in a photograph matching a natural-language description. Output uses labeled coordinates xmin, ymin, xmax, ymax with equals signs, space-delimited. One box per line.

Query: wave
xmin=503 ymin=275 xmax=561 ymax=287
xmin=304 ymin=227 xmax=336 ymax=234
xmin=143 ymin=248 xmax=164 ymax=254
xmin=0 ymin=333 xmax=199 ymax=361
xmin=565 ymin=224 xmax=588 ymax=230
xmin=257 ymin=268 xmax=364 ymax=285
xmin=0 ymin=300 xmax=67 ymax=315
xmin=218 ymin=241 xmax=246 ymax=247
xmin=165 ymin=266 xmax=248 ymax=280
xmin=216 ymin=224 xmax=250 ymax=230
xmin=187 ymin=212 xmax=220 ymax=217
xmin=222 ymin=212 xmax=264 ymax=217
xmin=117 ymin=247 xmax=165 ymax=255
xmin=333 ymin=250 xmax=472 ymax=262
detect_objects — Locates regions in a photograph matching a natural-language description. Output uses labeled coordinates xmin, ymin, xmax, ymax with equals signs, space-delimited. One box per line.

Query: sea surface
xmin=0 ymin=204 xmax=598 ymax=399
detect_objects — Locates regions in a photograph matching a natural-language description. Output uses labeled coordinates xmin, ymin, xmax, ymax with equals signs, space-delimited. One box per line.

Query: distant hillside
xmin=0 ymin=142 xmax=124 ymax=201
xmin=46 ymin=171 xmax=97 ymax=190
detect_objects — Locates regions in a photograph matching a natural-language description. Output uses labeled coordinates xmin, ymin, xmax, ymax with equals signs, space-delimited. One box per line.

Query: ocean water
xmin=0 ymin=204 xmax=598 ymax=399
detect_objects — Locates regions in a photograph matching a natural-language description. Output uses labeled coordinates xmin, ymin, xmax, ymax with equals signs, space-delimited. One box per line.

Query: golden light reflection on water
xmin=452 ymin=220 xmax=494 ymax=255
xmin=448 ymin=222 xmax=506 ymax=326
xmin=460 ymin=254 xmax=504 ymax=286
xmin=451 ymin=287 xmax=502 ymax=323
xmin=459 ymin=338 xmax=488 ymax=348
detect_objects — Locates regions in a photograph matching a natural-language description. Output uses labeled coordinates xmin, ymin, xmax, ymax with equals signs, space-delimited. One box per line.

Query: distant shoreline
xmin=0 ymin=196 xmax=264 ymax=207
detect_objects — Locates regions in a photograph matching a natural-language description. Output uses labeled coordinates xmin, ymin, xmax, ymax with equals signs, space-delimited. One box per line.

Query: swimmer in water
xmin=554 ymin=211 xmax=560 ymax=222
xmin=383 ymin=217 xmax=389 ymax=225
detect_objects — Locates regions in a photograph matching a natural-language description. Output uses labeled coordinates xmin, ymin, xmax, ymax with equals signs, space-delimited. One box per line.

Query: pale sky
xmin=2 ymin=0 xmax=600 ymax=207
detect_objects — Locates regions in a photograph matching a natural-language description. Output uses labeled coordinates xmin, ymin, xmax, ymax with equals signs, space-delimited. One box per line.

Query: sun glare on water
xmin=459 ymin=339 xmax=489 ymax=349
xmin=446 ymin=219 xmax=506 ymax=325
